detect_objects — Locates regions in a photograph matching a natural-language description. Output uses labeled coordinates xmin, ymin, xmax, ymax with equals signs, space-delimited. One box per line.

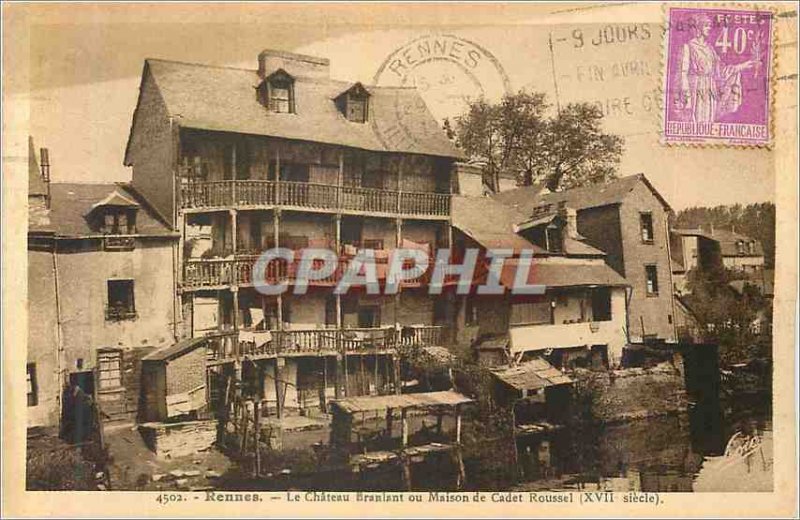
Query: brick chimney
xmin=257 ymin=49 xmax=330 ymax=80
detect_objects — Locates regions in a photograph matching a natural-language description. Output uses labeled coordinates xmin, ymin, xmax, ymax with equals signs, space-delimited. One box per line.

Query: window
xmin=736 ymin=240 xmax=745 ymax=254
xmin=357 ymin=306 xmax=381 ymax=328
xmin=640 ymin=213 xmax=654 ymax=243
xmin=347 ymin=95 xmax=367 ymax=123
xmin=27 ymin=363 xmax=38 ymax=407
xmin=510 ymin=301 xmax=552 ymax=326
xmin=97 ymin=349 xmax=122 ymax=390
xmin=590 ymin=288 xmax=612 ymax=321
xmin=102 ymin=210 xmax=137 ymax=235
xmin=748 ymin=241 xmax=756 ymax=254
xmin=269 ymin=80 xmax=293 ymax=113
xmin=546 ymin=226 xmax=563 ymax=253
xmin=645 ymin=265 xmax=659 ymax=295
xmin=106 ymin=279 xmax=136 ymax=320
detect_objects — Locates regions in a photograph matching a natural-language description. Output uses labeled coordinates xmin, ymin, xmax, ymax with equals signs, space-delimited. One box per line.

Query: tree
xmin=685 ymin=266 xmax=771 ymax=366
xmin=451 ymin=90 xmax=624 ymax=192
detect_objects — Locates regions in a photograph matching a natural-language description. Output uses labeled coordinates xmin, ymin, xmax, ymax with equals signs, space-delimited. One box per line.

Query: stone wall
xmin=573 ymin=360 xmax=687 ymax=423
xmin=139 ymin=420 xmax=217 ymax=459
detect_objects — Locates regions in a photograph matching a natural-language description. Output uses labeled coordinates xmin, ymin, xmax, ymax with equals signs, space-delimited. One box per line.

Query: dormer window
xmin=335 ymin=83 xmax=370 ymax=123
xmin=261 ymin=69 xmax=295 ymax=114
xmin=86 ymin=189 xmax=140 ymax=236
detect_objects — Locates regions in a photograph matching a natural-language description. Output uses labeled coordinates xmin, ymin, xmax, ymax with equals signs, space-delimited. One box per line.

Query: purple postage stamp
xmin=662 ymin=6 xmax=774 ymax=146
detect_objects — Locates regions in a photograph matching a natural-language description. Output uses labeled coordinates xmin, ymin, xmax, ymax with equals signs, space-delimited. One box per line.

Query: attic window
xmin=102 ymin=209 xmax=137 ymax=235
xmin=336 ymin=83 xmax=370 ymax=123
xmin=263 ymin=70 xmax=295 ymax=114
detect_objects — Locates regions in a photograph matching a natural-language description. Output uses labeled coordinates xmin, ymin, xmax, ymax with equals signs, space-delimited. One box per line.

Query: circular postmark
xmin=371 ymin=33 xmax=512 ymax=151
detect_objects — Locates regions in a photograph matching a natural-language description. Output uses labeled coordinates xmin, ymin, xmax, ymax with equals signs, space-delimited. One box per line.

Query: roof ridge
xmin=146 ymin=57 xmax=258 ymax=73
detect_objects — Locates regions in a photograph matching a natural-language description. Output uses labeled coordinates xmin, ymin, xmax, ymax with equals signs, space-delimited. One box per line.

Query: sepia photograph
xmin=2 ymin=2 xmax=797 ymax=517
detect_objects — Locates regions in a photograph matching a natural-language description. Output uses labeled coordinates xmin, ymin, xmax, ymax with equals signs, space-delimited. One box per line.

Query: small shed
xmin=490 ymin=358 xmax=573 ymax=424
xmin=140 ymin=337 xmax=208 ymax=422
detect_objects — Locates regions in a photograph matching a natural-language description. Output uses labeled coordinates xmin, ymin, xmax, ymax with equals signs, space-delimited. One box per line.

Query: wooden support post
xmin=320 ymin=357 xmax=328 ymax=413
xmin=337 ymin=150 xmax=343 ymax=209
xmin=275 ymin=144 xmax=282 ymax=204
xmin=455 ymin=405 xmax=462 ymax=444
xmin=393 ymin=354 xmax=402 ymax=395
xmin=253 ymin=400 xmax=262 ymax=477
xmin=275 ymin=358 xmax=285 ymax=419
xmin=511 ymin=402 xmax=522 ymax=480
xmin=436 ymin=413 xmax=443 ymax=435
xmin=240 ymin=400 xmax=249 ymax=456
xmin=401 ymin=408 xmax=408 ymax=447
xmin=386 ymin=407 xmax=393 ymax=437
xmin=401 ymin=456 xmax=412 ymax=492
xmin=396 ymin=158 xmax=403 ymax=213
xmin=231 ymin=143 xmax=237 ymax=203
xmin=230 ymin=209 xmax=238 ymax=256
xmin=273 ymin=210 xmax=283 ymax=330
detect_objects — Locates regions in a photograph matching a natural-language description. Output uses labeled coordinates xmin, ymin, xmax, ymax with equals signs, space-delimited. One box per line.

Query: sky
xmin=8 ymin=2 xmax=797 ymax=210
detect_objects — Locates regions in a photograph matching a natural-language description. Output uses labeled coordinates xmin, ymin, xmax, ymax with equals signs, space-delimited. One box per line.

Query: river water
xmin=216 ymin=394 xmax=772 ymax=492
xmin=510 ymin=395 xmax=773 ymax=493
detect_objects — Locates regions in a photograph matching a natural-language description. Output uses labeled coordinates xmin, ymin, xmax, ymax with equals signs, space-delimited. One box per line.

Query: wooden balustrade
xmin=206 ymin=325 xmax=444 ymax=363
xmin=185 ymin=253 xmax=444 ymax=289
xmin=180 ymin=180 xmax=450 ymax=217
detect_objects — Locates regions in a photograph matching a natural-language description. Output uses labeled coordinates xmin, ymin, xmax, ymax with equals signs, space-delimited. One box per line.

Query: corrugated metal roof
xmin=142 ymin=336 xmax=208 ymax=362
xmin=331 ymin=390 xmax=473 ymax=414
xmin=491 ymin=358 xmax=573 ymax=391
xmin=138 ymin=58 xmax=463 ymax=160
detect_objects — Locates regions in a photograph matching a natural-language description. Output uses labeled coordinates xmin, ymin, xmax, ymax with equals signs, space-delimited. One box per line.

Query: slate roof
xmin=130 ymin=58 xmax=463 ymax=161
xmin=452 ymin=195 xmax=606 ymax=257
xmin=492 ymin=174 xmax=672 ymax=216
xmin=451 ymin=195 xmax=540 ymax=253
xmin=708 ymin=229 xmax=765 ymax=257
xmin=491 ymin=358 xmax=573 ymax=391
xmin=496 ymin=259 xmax=629 ymax=288
xmin=30 ymin=183 xmax=175 ymax=238
xmin=331 ymin=390 xmax=473 ymax=415
xmin=142 ymin=336 xmax=208 ymax=362
xmin=672 ymin=227 xmax=764 ymax=257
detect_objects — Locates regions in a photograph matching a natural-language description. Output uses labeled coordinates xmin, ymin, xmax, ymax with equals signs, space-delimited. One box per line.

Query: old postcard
xmin=2 ymin=2 xmax=797 ymax=518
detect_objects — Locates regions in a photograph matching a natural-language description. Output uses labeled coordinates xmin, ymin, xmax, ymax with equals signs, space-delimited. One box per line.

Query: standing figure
xmin=677 ymin=14 xmax=759 ymax=122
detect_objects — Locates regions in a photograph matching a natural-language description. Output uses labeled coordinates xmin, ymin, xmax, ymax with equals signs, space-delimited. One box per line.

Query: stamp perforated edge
xmin=658 ymin=2 xmax=778 ymax=149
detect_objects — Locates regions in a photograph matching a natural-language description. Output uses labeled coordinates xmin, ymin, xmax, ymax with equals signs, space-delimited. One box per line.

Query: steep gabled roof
xmin=125 ymin=58 xmax=463 ymax=161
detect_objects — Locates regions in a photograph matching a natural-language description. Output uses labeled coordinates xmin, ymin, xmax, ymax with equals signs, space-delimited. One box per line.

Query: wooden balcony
xmin=205 ymin=325 xmax=444 ymax=364
xmin=180 ymin=180 xmax=450 ymax=218
xmin=182 ymin=253 xmax=440 ymax=290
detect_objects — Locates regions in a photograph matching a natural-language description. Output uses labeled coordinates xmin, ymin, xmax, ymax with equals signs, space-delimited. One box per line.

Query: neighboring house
xmin=27 ymin=141 xmax=179 ymax=428
xmin=123 ymin=49 xmax=463 ymax=417
xmin=450 ymin=195 xmax=629 ymax=368
xmin=493 ymin=174 xmax=677 ymax=343
xmin=671 ymin=227 xmax=768 ymax=294
xmin=708 ymin=228 xmax=765 ymax=274
xmin=670 ymin=228 xmax=722 ymax=295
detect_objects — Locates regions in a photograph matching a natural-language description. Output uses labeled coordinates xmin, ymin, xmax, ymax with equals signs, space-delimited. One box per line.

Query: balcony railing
xmin=180 ymin=180 xmax=451 ymax=217
xmin=183 ymin=253 xmax=441 ymax=290
xmin=205 ymin=325 xmax=444 ymax=362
